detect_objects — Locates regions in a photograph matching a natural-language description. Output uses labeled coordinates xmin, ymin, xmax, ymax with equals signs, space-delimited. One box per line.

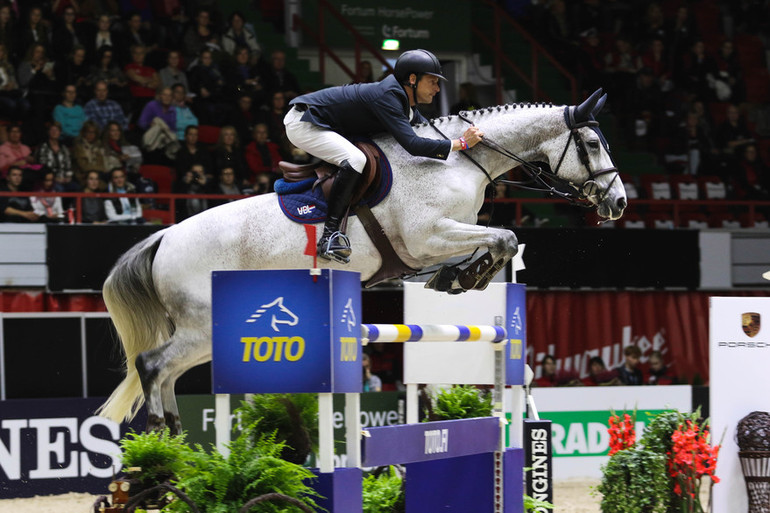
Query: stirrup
xmin=317 ymin=231 xmax=351 ymax=264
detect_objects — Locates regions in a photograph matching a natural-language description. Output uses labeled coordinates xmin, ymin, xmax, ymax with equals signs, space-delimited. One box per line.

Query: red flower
xmin=667 ymin=420 xmax=720 ymax=513
xmin=607 ymin=413 xmax=636 ymax=456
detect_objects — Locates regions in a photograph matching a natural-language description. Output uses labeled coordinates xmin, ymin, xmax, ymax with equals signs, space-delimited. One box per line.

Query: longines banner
xmin=300 ymin=0 xmax=471 ymax=52
xmin=710 ymin=297 xmax=770 ymax=513
xmin=0 ymin=398 xmax=145 ymax=498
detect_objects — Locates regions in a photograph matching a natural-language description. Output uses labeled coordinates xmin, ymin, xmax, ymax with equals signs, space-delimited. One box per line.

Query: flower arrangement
xmin=598 ymin=409 xmax=720 ymax=513
xmin=668 ymin=420 xmax=720 ymax=513
xmin=608 ymin=412 xmax=636 ymax=455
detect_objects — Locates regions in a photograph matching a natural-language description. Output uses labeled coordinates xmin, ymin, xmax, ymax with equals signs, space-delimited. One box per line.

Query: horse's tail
xmin=97 ymin=230 xmax=172 ymax=423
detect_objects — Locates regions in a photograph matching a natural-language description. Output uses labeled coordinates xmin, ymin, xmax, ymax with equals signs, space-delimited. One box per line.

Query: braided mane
xmin=414 ymin=101 xmax=558 ymax=128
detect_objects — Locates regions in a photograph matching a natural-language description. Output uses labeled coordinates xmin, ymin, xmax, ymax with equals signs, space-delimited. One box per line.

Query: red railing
xmin=292 ymin=0 xmax=394 ymax=83
xmin=474 ymin=0 xmax=578 ymax=105
xmin=0 ymin=191 xmax=250 ymax=224
xmin=3 ymin=192 xmax=768 ymax=228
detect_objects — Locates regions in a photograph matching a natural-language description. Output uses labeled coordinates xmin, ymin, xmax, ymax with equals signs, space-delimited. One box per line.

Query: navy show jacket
xmin=289 ymin=75 xmax=451 ymax=160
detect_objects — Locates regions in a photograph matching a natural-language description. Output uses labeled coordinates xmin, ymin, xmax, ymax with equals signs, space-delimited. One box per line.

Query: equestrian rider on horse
xmin=284 ymin=49 xmax=485 ymax=263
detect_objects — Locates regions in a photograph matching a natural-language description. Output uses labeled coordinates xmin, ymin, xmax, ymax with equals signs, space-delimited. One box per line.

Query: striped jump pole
xmin=362 ymin=324 xmax=507 ymax=344
xmin=361 ymin=323 xmax=508 ymax=425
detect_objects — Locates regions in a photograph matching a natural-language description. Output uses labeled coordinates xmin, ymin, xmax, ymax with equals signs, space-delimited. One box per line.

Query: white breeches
xmin=284 ymin=106 xmax=366 ymax=173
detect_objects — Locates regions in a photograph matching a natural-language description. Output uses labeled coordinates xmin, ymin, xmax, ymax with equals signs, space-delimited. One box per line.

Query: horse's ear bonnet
xmin=572 ymin=88 xmax=604 ymax=124
xmin=566 ymin=88 xmax=613 ymax=156
xmin=394 ymin=49 xmax=447 ymax=83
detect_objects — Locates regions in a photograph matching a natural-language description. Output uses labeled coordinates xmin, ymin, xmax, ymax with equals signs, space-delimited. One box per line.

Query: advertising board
xmin=0 ymin=398 xmax=144 ymax=497
xmin=529 ymin=385 xmax=692 ymax=479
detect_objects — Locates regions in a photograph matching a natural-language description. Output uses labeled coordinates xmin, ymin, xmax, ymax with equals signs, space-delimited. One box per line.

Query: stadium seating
xmin=197 ymin=125 xmax=221 ymax=145
xmin=139 ymin=165 xmax=175 ymax=194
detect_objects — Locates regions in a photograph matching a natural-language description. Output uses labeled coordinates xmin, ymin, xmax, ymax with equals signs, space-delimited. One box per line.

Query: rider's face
xmin=415 ymin=75 xmax=440 ymax=105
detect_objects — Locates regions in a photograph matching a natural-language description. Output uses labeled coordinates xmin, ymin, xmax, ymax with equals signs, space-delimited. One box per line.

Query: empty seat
xmin=616 ymin=210 xmax=645 ymax=229
xmin=641 ymin=174 xmax=672 ymax=213
xmin=620 ymin=173 xmax=639 ymax=200
xmin=645 ymin=212 xmax=675 ymax=229
xmin=641 ymin=174 xmax=672 ymax=199
xmin=680 ymin=212 xmax=709 ymax=229
xmin=699 ymin=175 xmax=727 ymax=200
xmin=139 ymin=165 xmax=175 ymax=194
xmin=197 ymin=125 xmax=221 ymax=145
xmin=740 ymin=211 xmax=769 ymax=228
xmin=143 ymin=208 xmax=174 ymax=225
xmin=708 ymin=211 xmax=741 ymax=228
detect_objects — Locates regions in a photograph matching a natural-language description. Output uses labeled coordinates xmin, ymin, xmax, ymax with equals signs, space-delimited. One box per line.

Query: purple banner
xmin=361 ymin=417 xmax=500 ymax=467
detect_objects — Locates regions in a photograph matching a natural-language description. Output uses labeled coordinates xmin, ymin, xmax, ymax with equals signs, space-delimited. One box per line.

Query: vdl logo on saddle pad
xmin=212 ymin=269 xmax=362 ymax=394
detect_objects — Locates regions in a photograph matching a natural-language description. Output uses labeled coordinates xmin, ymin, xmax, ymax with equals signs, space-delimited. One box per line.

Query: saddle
xmin=278 ymin=141 xmax=381 ymax=205
xmin=277 ymin=142 xmax=417 ymax=287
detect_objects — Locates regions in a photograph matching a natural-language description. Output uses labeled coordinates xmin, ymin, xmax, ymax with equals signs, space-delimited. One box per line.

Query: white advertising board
xmin=710 ymin=296 xmax=770 ymax=513
xmin=528 ymin=385 xmax=692 ymax=479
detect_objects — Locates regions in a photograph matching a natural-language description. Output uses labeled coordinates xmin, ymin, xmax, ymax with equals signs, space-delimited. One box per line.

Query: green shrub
xmin=237 ymin=393 xmax=319 ymax=465
xmin=165 ymin=428 xmax=322 ymax=513
xmin=596 ymin=448 xmax=669 ymax=513
xmin=362 ymin=466 xmax=405 ymax=513
xmin=120 ymin=429 xmax=193 ymax=487
xmin=427 ymin=385 xmax=493 ymax=421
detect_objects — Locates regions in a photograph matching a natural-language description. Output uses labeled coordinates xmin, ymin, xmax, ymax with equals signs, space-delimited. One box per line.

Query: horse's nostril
xmin=617 ymin=197 xmax=627 ymax=211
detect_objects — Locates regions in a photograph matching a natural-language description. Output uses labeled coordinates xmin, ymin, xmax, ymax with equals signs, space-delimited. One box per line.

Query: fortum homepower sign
xmin=212 ymin=270 xmax=362 ymax=394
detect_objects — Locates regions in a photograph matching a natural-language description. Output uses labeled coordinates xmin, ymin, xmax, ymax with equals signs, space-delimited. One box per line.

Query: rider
xmin=284 ymin=49 xmax=484 ymax=263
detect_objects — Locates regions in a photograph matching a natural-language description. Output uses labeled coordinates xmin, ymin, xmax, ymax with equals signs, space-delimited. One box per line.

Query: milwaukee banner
xmin=526 ymin=291 xmax=770 ymax=385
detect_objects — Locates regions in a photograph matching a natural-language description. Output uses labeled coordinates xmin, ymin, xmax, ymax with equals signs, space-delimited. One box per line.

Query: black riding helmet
xmin=394 ymin=49 xmax=446 ymax=85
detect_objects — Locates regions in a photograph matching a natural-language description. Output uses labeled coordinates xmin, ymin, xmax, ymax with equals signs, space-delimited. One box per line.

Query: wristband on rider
xmin=459 ymin=137 xmax=468 ymax=150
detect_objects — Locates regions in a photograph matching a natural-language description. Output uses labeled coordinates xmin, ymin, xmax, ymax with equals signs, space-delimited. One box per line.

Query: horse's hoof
xmin=164 ymin=411 xmax=182 ymax=436
xmin=425 ymin=265 xmax=460 ymax=292
xmin=146 ymin=414 xmax=166 ymax=432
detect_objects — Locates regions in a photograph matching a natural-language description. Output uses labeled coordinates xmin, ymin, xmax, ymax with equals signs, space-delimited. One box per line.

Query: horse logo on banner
xmin=742 ymin=312 xmax=761 ymax=338
xmin=341 ymin=298 xmax=357 ymax=332
xmin=246 ymin=297 xmax=299 ymax=332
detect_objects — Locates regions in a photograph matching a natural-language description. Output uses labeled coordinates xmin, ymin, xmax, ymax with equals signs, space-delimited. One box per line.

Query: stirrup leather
xmin=317 ymin=231 xmax=352 ymax=264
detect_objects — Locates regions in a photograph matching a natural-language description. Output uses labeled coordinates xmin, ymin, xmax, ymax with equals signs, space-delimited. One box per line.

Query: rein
xmin=451 ymin=109 xmax=619 ymax=208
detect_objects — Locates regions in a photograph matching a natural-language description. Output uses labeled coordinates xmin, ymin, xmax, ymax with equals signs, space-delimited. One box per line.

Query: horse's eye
xmin=587 ymin=140 xmax=600 ymax=150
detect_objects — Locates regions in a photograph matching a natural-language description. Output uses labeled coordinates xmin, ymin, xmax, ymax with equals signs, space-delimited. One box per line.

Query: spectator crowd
xmin=0 ymin=1 xmax=769 ymax=227
xmin=532 ymin=0 xmax=770 ymax=202
xmin=0 ymin=1 xmax=301 ymax=224
xmin=533 ymin=346 xmax=679 ymax=387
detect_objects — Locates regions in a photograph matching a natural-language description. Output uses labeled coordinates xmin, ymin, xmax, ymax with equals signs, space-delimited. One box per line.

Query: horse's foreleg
xmin=417 ymin=220 xmax=518 ymax=292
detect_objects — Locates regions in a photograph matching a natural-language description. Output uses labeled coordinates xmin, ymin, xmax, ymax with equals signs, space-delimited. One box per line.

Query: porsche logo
xmin=742 ymin=312 xmax=761 ymax=338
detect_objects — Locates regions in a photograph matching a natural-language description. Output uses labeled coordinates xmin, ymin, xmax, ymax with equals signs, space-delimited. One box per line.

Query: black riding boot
xmin=317 ymin=161 xmax=361 ymax=263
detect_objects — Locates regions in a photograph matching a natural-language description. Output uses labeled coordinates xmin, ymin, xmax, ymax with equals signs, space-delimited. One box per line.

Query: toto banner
xmin=0 ymin=397 xmax=144 ymax=498
xmin=212 ymin=269 xmax=361 ymax=394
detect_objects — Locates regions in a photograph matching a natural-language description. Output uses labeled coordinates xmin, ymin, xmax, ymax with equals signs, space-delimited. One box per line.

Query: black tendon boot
xmin=317 ymin=161 xmax=362 ymax=263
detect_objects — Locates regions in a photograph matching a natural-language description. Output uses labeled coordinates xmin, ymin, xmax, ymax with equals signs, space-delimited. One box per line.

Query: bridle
xmin=441 ymin=106 xmax=620 ymax=208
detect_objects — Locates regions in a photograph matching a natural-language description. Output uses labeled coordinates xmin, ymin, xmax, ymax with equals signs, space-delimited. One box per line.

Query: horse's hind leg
xmin=136 ymin=328 xmax=211 ymax=433
xmin=159 ymin=348 xmax=211 ymax=436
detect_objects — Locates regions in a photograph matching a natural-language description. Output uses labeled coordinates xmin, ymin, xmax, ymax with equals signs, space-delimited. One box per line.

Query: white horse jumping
xmin=98 ymin=89 xmax=626 ymax=432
